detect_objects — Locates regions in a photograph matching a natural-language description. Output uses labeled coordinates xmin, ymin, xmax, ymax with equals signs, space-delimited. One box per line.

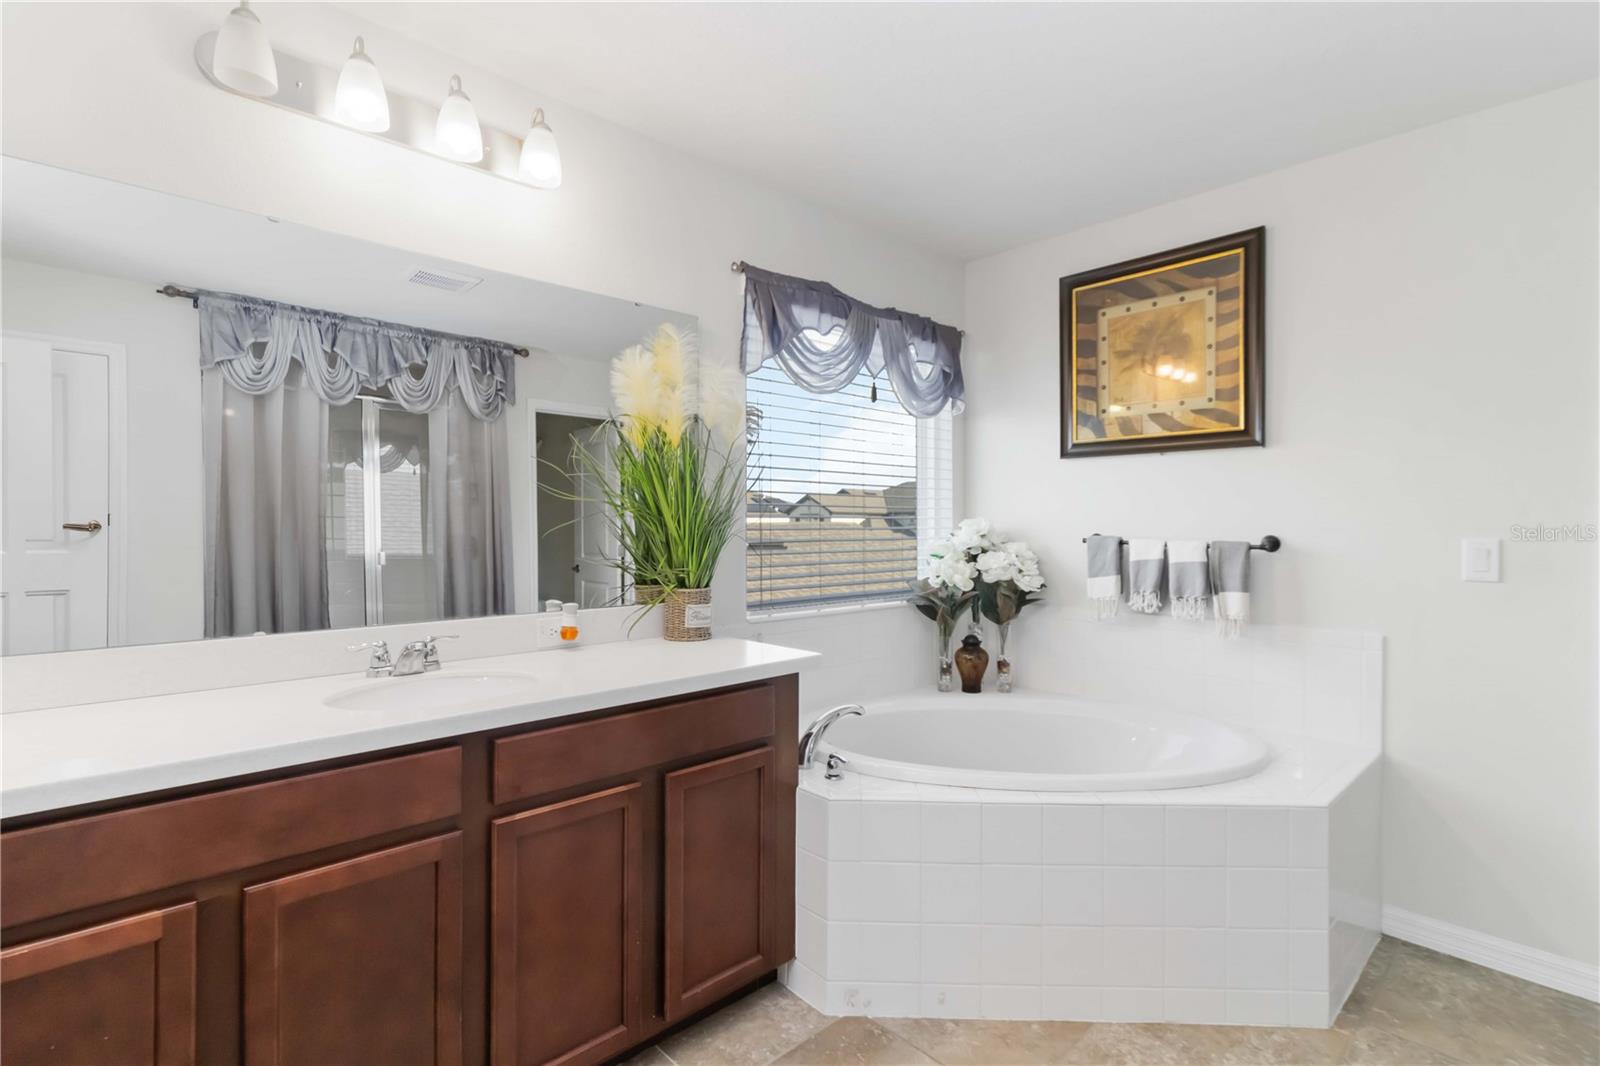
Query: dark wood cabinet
xmin=490 ymin=784 xmax=643 ymax=1066
xmin=1 ymin=902 xmax=197 ymax=1066
xmin=243 ymin=833 xmax=464 ymax=1066
xmin=0 ymin=674 xmax=799 ymax=1066
xmin=663 ymin=746 xmax=779 ymax=1021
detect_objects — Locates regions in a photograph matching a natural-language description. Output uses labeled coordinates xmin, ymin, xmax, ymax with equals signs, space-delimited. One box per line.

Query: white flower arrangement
xmin=923 ymin=518 xmax=1044 ymax=596
xmin=913 ymin=517 xmax=1047 ymax=691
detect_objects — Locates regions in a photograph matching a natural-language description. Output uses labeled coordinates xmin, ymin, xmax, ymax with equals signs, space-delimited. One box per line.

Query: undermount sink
xmin=325 ymin=671 xmax=541 ymax=713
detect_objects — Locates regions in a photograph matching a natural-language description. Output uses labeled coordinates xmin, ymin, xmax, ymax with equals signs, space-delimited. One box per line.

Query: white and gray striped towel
xmin=1209 ymin=540 xmax=1251 ymax=638
xmin=1168 ymin=540 xmax=1210 ymax=621
xmin=1085 ymin=535 xmax=1122 ymax=619
xmin=1126 ymin=539 xmax=1166 ymax=614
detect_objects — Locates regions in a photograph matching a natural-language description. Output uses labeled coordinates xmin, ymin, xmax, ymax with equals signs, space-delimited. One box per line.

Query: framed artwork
xmin=1059 ymin=227 xmax=1264 ymax=457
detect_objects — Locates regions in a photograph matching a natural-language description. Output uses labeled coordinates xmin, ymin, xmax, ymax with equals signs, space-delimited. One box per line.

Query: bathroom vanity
xmin=0 ymin=641 xmax=809 ymax=1066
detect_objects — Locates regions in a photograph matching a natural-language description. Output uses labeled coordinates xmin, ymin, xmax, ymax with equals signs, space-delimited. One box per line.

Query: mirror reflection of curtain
xmin=197 ymin=287 xmax=520 ymax=637
xmin=429 ymin=393 xmax=514 ymax=619
xmin=202 ymin=366 xmax=331 ymax=637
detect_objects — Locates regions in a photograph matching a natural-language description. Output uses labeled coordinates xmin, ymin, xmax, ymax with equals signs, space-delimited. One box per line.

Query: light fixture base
xmin=194 ymin=32 xmax=551 ymax=190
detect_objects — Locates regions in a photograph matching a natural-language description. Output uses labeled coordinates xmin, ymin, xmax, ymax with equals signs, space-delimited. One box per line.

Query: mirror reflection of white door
xmin=0 ymin=335 xmax=112 ymax=654
xmin=572 ymin=426 xmax=621 ymax=609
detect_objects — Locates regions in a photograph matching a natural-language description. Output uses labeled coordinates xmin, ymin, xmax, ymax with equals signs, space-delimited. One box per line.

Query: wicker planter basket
xmin=663 ymin=588 xmax=713 ymax=642
xmin=633 ymin=583 xmax=664 ymax=607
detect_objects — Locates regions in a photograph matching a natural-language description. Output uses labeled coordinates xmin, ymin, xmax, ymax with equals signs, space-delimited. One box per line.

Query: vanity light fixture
xmin=195 ymin=28 xmax=559 ymax=189
xmin=517 ymin=109 xmax=562 ymax=189
xmin=435 ymin=75 xmax=484 ymax=162
xmin=211 ymin=1 xmax=278 ymax=97
xmin=333 ymin=37 xmax=390 ymax=133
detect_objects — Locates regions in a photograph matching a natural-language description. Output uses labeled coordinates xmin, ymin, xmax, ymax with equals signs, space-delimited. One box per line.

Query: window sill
xmin=745 ymin=598 xmax=908 ymax=625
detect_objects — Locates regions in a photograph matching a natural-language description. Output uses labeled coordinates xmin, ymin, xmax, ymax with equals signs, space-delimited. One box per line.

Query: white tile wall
xmin=785 ymin=774 xmax=1379 ymax=1028
xmin=1043 ymin=806 xmax=1103 ymax=863
xmin=995 ymin=607 xmax=1382 ymax=748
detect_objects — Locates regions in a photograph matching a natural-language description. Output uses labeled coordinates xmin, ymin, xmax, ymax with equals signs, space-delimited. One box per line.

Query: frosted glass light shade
xmin=213 ymin=1 xmax=278 ymax=97
xmin=334 ymin=37 xmax=389 ymax=132
xmin=434 ymin=75 xmax=483 ymax=162
xmin=518 ymin=109 xmax=562 ymax=188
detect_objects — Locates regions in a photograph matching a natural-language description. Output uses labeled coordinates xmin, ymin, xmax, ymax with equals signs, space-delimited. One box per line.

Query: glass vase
xmin=936 ymin=618 xmax=956 ymax=692
xmin=995 ymin=621 xmax=1014 ymax=693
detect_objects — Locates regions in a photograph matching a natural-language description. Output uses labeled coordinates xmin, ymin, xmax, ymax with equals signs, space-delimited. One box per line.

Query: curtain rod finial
xmin=730 ymin=261 xmax=744 ymax=273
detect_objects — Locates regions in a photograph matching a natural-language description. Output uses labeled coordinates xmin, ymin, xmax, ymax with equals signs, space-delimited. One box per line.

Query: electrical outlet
xmin=535 ymin=616 xmax=564 ymax=648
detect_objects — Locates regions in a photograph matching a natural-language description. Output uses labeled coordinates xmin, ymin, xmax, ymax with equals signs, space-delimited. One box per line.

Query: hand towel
xmin=1168 ymin=540 xmax=1210 ymax=621
xmin=1086 ymin=535 xmax=1122 ymax=619
xmin=1209 ymin=541 xmax=1251 ymax=638
xmin=1126 ymin=539 xmax=1166 ymax=614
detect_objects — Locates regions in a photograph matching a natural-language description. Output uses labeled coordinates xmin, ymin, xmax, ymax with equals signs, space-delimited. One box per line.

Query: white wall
xmin=0 ymin=3 xmax=963 ymax=709
xmin=2 ymin=258 xmax=206 ymax=645
xmin=962 ymin=83 xmax=1599 ymax=966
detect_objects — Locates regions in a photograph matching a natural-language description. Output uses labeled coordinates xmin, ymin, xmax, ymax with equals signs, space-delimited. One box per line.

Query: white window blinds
xmin=745 ymin=357 xmax=953 ymax=614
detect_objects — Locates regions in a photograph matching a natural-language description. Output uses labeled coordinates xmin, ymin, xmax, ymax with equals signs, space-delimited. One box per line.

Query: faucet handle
xmin=347 ymin=640 xmax=392 ymax=676
xmin=409 ymin=634 xmax=458 ymax=670
xmin=824 ymin=752 xmax=848 ymax=781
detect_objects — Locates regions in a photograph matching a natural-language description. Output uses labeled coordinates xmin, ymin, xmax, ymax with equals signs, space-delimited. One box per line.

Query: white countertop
xmin=0 ymin=638 xmax=816 ymax=819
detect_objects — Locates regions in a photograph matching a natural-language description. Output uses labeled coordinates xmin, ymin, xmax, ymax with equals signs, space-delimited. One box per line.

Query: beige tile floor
xmin=624 ymin=938 xmax=1599 ymax=1066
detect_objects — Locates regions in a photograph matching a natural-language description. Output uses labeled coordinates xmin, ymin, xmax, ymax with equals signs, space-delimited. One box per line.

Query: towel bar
xmin=1080 ymin=534 xmax=1282 ymax=552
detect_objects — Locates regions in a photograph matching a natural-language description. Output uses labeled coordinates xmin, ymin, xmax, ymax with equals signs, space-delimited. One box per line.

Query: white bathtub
xmin=819 ymin=694 xmax=1271 ymax=792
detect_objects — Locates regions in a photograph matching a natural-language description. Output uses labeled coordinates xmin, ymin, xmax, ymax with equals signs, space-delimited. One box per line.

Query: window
xmin=325 ymin=397 xmax=435 ymax=628
xmin=745 ymin=356 xmax=953 ymax=614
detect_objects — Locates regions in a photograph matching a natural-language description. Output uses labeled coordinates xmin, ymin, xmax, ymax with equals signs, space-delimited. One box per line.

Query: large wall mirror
xmin=0 ymin=157 xmax=694 ymax=656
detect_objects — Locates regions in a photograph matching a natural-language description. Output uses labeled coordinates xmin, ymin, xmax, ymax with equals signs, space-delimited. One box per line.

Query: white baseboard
xmin=1382 ymin=905 xmax=1599 ymax=1003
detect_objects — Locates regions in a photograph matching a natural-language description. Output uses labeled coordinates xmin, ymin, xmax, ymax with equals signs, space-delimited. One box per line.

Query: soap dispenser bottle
xmin=560 ymin=602 xmax=580 ymax=645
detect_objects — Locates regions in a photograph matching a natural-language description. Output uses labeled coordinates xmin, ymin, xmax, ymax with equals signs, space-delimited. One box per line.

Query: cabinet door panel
xmin=491 ymin=783 xmax=642 ymax=1066
xmin=243 ymin=832 xmax=463 ymax=1066
xmin=1 ymin=902 xmax=196 ymax=1066
xmin=663 ymin=746 xmax=777 ymax=1020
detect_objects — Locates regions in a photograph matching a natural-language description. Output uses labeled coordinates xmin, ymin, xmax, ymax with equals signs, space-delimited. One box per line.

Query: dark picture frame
xmin=1059 ymin=227 xmax=1265 ymax=458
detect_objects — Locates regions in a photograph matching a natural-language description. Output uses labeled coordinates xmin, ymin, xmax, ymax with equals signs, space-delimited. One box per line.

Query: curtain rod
xmin=156 ymin=284 xmax=531 ymax=358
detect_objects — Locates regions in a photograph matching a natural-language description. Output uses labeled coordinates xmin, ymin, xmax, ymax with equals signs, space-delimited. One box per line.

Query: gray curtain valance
xmin=738 ymin=263 xmax=964 ymax=416
xmin=196 ymin=290 xmax=518 ymax=421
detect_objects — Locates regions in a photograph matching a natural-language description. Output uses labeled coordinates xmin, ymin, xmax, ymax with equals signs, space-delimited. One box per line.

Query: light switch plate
xmin=1460 ymin=537 xmax=1501 ymax=582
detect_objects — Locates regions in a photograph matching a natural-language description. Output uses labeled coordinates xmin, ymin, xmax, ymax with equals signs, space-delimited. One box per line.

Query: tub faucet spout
xmin=799 ymin=704 xmax=864 ymax=769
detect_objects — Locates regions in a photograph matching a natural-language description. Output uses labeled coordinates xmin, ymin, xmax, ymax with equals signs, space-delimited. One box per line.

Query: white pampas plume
xmin=648 ymin=324 xmax=698 ymax=443
xmin=696 ymin=358 xmax=745 ymax=444
xmin=611 ymin=343 xmax=661 ymax=442
xmin=651 ymin=323 xmax=692 ymax=392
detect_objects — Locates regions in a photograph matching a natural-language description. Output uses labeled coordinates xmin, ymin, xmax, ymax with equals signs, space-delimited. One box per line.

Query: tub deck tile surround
xmin=788 ymin=732 xmax=1381 ymax=1029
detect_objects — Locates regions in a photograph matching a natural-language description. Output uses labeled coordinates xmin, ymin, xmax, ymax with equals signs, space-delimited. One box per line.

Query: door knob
xmin=62 ymin=520 xmax=103 ymax=533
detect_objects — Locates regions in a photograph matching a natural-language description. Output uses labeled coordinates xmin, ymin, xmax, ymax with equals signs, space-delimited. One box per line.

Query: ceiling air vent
xmin=405 ymin=267 xmax=482 ymax=293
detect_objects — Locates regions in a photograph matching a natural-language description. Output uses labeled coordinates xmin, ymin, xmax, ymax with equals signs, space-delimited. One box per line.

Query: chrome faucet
xmin=347 ymin=635 xmax=457 ymax=678
xmin=798 ymin=704 xmax=864 ymax=769
xmin=392 ymin=635 xmax=458 ymax=676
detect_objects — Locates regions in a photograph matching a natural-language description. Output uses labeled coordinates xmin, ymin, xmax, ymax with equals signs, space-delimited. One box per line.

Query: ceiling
xmin=0 ymin=158 xmax=690 ymax=360
xmin=347 ymin=2 xmax=1599 ymax=259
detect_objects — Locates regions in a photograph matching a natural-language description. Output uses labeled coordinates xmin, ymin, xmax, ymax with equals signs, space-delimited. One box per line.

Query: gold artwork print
xmin=1101 ymin=287 xmax=1216 ymax=417
xmin=1070 ymin=247 xmax=1247 ymax=444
